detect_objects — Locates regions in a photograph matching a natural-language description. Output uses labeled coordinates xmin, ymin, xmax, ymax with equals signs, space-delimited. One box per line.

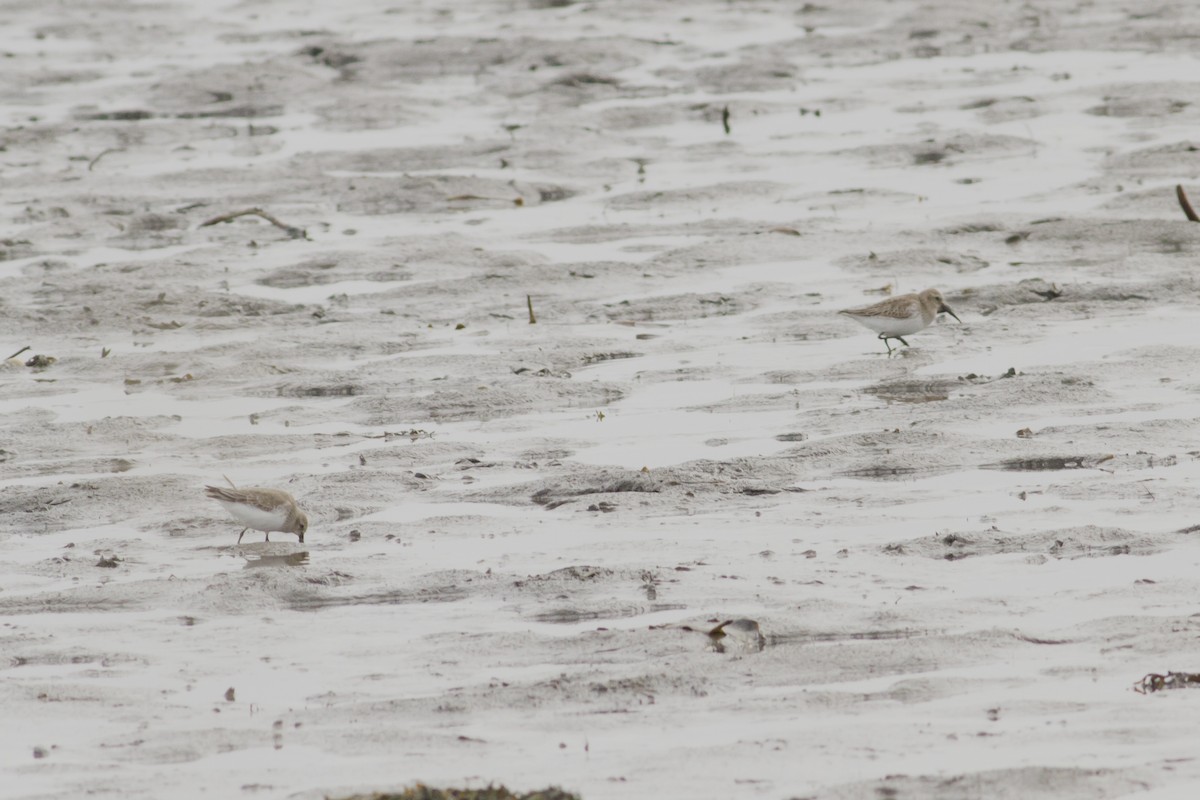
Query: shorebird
xmin=839 ymin=288 xmax=961 ymax=354
xmin=681 ymin=619 xmax=766 ymax=653
xmin=205 ymin=485 xmax=308 ymax=544
xmin=707 ymin=619 xmax=766 ymax=653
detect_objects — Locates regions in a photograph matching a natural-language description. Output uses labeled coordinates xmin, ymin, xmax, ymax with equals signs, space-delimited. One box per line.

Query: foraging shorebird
xmin=205 ymin=485 xmax=308 ymax=544
xmin=681 ymin=618 xmax=766 ymax=653
xmin=840 ymin=288 xmax=961 ymax=354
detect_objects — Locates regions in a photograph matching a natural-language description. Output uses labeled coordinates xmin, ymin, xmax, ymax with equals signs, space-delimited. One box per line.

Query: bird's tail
xmin=205 ymin=485 xmax=238 ymax=502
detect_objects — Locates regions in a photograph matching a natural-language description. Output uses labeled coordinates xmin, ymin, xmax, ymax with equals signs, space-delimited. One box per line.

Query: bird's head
xmin=924 ymin=289 xmax=961 ymax=323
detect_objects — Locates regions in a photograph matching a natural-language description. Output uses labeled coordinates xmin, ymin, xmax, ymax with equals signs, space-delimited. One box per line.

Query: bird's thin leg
xmin=237 ymin=528 xmax=248 ymax=544
xmin=896 ymin=335 xmax=911 ymax=347
xmin=879 ymin=333 xmax=894 ymax=355
xmin=265 ymin=532 xmax=271 ymax=542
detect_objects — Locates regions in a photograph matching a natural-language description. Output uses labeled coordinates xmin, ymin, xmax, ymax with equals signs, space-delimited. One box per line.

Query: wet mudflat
xmin=5 ymin=1 xmax=1200 ymax=798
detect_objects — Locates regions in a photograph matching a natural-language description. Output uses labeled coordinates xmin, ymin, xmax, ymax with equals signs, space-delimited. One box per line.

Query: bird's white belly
xmin=217 ymin=500 xmax=287 ymax=531
xmin=852 ymin=313 xmax=928 ymax=336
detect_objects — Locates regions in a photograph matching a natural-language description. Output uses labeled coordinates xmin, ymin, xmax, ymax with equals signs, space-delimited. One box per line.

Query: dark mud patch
xmin=656 ymin=59 xmax=799 ymax=93
xmin=330 ymin=787 xmax=580 ymax=800
xmin=531 ymin=603 xmax=687 ymax=624
xmin=607 ymin=181 xmax=786 ymax=211
xmin=863 ymin=379 xmax=958 ymax=404
xmin=836 ymin=465 xmax=958 ymax=481
xmin=281 ymin=470 xmax=431 ymax=525
xmin=144 ymin=60 xmax=328 ymax=116
xmin=836 ymin=247 xmax=990 ymax=274
xmin=579 ymin=351 xmax=641 ymax=366
xmin=814 ymin=766 xmax=1153 ymax=800
xmin=517 ymin=565 xmax=619 ymax=584
xmin=956 ymin=277 xmax=1067 ymax=309
xmin=0 ymin=414 xmax=180 ymax=465
xmin=4 ymin=650 xmax=145 ymax=670
xmin=258 ymin=253 xmax=413 ymax=288
xmin=885 ymin=526 xmax=1162 ymax=560
xmin=789 ymin=186 xmax=924 ymax=212
xmin=331 ymin=175 xmax=571 ymax=215
xmin=0 ymin=475 xmax=205 ymax=534
xmin=285 ymin=585 xmax=469 ymax=611
xmin=965 ymin=95 xmax=1043 ymax=124
xmin=0 ymin=583 xmax=164 ymax=615
xmin=837 ymin=133 xmax=1035 ymax=168
xmin=533 ymin=218 xmax=766 ymax=246
xmin=646 ymin=230 xmax=816 ymax=271
xmin=3 ymin=457 xmax=138 ymax=480
xmin=342 ymin=380 xmax=625 ymax=425
xmin=1106 ymin=141 xmax=1200 ymax=177
xmin=273 ymin=381 xmax=366 ymax=398
xmin=523 ymin=669 xmax=713 ymax=707
xmin=982 ymin=455 xmax=1112 ymax=472
xmin=511 ymin=567 xmax=669 ymax=616
xmin=770 ymin=628 xmax=934 ymax=646
xmin=301 ymin=143 xmax=512 ymax=172
xmin=306 ymin=35 xmax=651 ymax=90
xmin=781 ymin=430 xmax=972 ymax=483
xmin=1086 ymin=84 xmax=1196 ymax=119
xmin=599 ymin=291 xmax=758 ymax=322
xmin=530 ymin=472 xmax=661 ymax=509
xmin=1030 ymin=417 xmax=1192 ymax=455
xmin=596 ymin=99 xmax=793 ymax=131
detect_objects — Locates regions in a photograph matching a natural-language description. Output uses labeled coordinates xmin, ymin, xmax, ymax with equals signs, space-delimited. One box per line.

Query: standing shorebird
xmin=839 ymin=288 xmax=961 ymax=354
xmin=205 ymin=485 xmax=308 ymax=544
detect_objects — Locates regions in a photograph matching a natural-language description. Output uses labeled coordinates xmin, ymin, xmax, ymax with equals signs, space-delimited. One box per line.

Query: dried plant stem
xmin=199 ymin=207 xmax=307 ymax=239
xmin=1176 ymin=184 xmax=1200 ymax=222
xmin=88 ymin=147 xmax=124 ymax=171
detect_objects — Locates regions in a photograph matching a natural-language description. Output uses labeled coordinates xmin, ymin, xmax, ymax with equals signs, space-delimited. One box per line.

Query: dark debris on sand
xmin=337 ymin=786 xmax=581 ymax=800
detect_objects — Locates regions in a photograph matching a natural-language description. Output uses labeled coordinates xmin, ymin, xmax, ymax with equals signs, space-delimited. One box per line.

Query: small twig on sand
xmin=88 ymin=148 xmax=125 ymax=172
xmin=199 ymin=207 xmax=308 ymax=239
xmin=222 ymin=474 xmax=237 ymax=489
xmin=1176 ymin=184 xmax=1200 ymax=222
xmin=527 ymin=294 xmax=537 ymax=324
xmin=6 ymin=345 xmax=31 ymax=361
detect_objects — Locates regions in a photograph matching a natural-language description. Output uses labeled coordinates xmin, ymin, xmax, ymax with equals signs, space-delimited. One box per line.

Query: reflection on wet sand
xmin=241 ymin=551 xmax=310 ymax=569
